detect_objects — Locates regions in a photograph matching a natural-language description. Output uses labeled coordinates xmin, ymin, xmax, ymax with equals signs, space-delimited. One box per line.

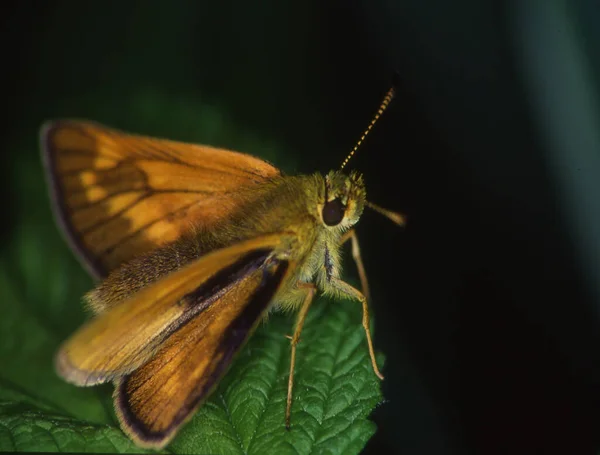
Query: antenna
xmin=340 ymin=75 xmax=398 ymax=170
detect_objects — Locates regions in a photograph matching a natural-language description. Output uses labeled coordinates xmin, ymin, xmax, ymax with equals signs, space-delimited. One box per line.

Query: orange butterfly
xmin=42 ymin=81 xmax=404 ymax=449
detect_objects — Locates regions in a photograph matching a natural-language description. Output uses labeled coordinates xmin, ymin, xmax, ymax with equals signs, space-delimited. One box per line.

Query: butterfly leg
xmin=286 ymin=282 xmax=317 ymax=430
xmin=328 ymin=276 xmax=384 ymax=380
xmin=340 ymin=228 xmax=370 ymax=300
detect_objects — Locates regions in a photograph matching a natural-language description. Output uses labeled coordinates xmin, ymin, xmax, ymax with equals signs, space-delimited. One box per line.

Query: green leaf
xmin=169 ymin=298 xmax=384 ymax=455
xmin=0 ymin=381 xmax=153 ymax=453
xmin=2 ymin=91 xmax=384 ymax=454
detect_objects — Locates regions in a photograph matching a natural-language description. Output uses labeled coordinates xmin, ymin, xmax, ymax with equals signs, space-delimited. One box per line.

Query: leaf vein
xmin=219 ymin=392 xmax=246 ymax=455
xmin=246 ymin=334 xmax=288 ymax=454
xmin=308 ymin=306 xmax=351 ymax=454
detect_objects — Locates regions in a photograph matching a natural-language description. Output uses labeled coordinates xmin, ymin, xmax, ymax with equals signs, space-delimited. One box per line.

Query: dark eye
xmin=322 ymin=198 xmax=346 ymax=226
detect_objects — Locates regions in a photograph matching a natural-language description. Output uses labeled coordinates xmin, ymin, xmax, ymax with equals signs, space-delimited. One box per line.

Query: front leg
xmin=328 ymin=276 xmax=384 ymax=380
xmin=340 ymin=228 xmax=370 ymax=300
xmin=286 ymin=282 xmax=317 ymax=430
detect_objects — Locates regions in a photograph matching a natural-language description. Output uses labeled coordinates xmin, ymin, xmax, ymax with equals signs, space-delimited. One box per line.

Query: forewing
xmin=55 ymin=233 xmax=291 ymax=387
xmin=41 ymin=120 xmax=281 ymax=278
xmin=113 ymin=258 xmax=291 ymax=449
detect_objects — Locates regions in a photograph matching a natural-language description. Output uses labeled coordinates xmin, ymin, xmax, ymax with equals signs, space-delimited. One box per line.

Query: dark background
xmin=3 ymin=1 xmax=600 ymax=454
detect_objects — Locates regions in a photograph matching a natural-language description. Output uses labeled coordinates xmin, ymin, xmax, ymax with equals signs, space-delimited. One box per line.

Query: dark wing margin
xmin=113 ymin=258 xmax=289 ymax=448
xmin=40 ymin=121 xmax=108 ymax=279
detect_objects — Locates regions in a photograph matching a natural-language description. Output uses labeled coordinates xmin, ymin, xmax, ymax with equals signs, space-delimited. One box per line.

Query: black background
xmin=2 ymin=1 xmax=600 ymax=454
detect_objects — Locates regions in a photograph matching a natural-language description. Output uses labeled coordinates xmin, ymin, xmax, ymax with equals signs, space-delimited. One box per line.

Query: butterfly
xmin=41 ymin=79 xmax=404 ymax=448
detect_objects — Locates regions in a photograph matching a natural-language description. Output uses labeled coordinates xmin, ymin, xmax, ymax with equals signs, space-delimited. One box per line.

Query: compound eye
xmin=322 ymin=198 xmax=346 ymax=226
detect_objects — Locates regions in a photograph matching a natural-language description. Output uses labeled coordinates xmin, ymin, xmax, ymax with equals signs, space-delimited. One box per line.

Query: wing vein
xmin=96 ymin=200 xmax=203 ymax=256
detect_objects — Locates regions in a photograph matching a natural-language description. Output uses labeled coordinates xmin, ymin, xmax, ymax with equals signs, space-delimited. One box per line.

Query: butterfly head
xmin=319 ymin=170 xmax=366 ymax=230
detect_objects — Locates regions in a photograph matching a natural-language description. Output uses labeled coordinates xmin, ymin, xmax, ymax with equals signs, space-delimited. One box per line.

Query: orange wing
xmin=41 ymin=120 xmax=281 ymax=278
xmin=54 ymin=232 xmax=295 ymax=449
xmin=55 ymin=233 xmax=292 ymax=387
xmin=114 ymin=254 xmax=290 ymax=449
